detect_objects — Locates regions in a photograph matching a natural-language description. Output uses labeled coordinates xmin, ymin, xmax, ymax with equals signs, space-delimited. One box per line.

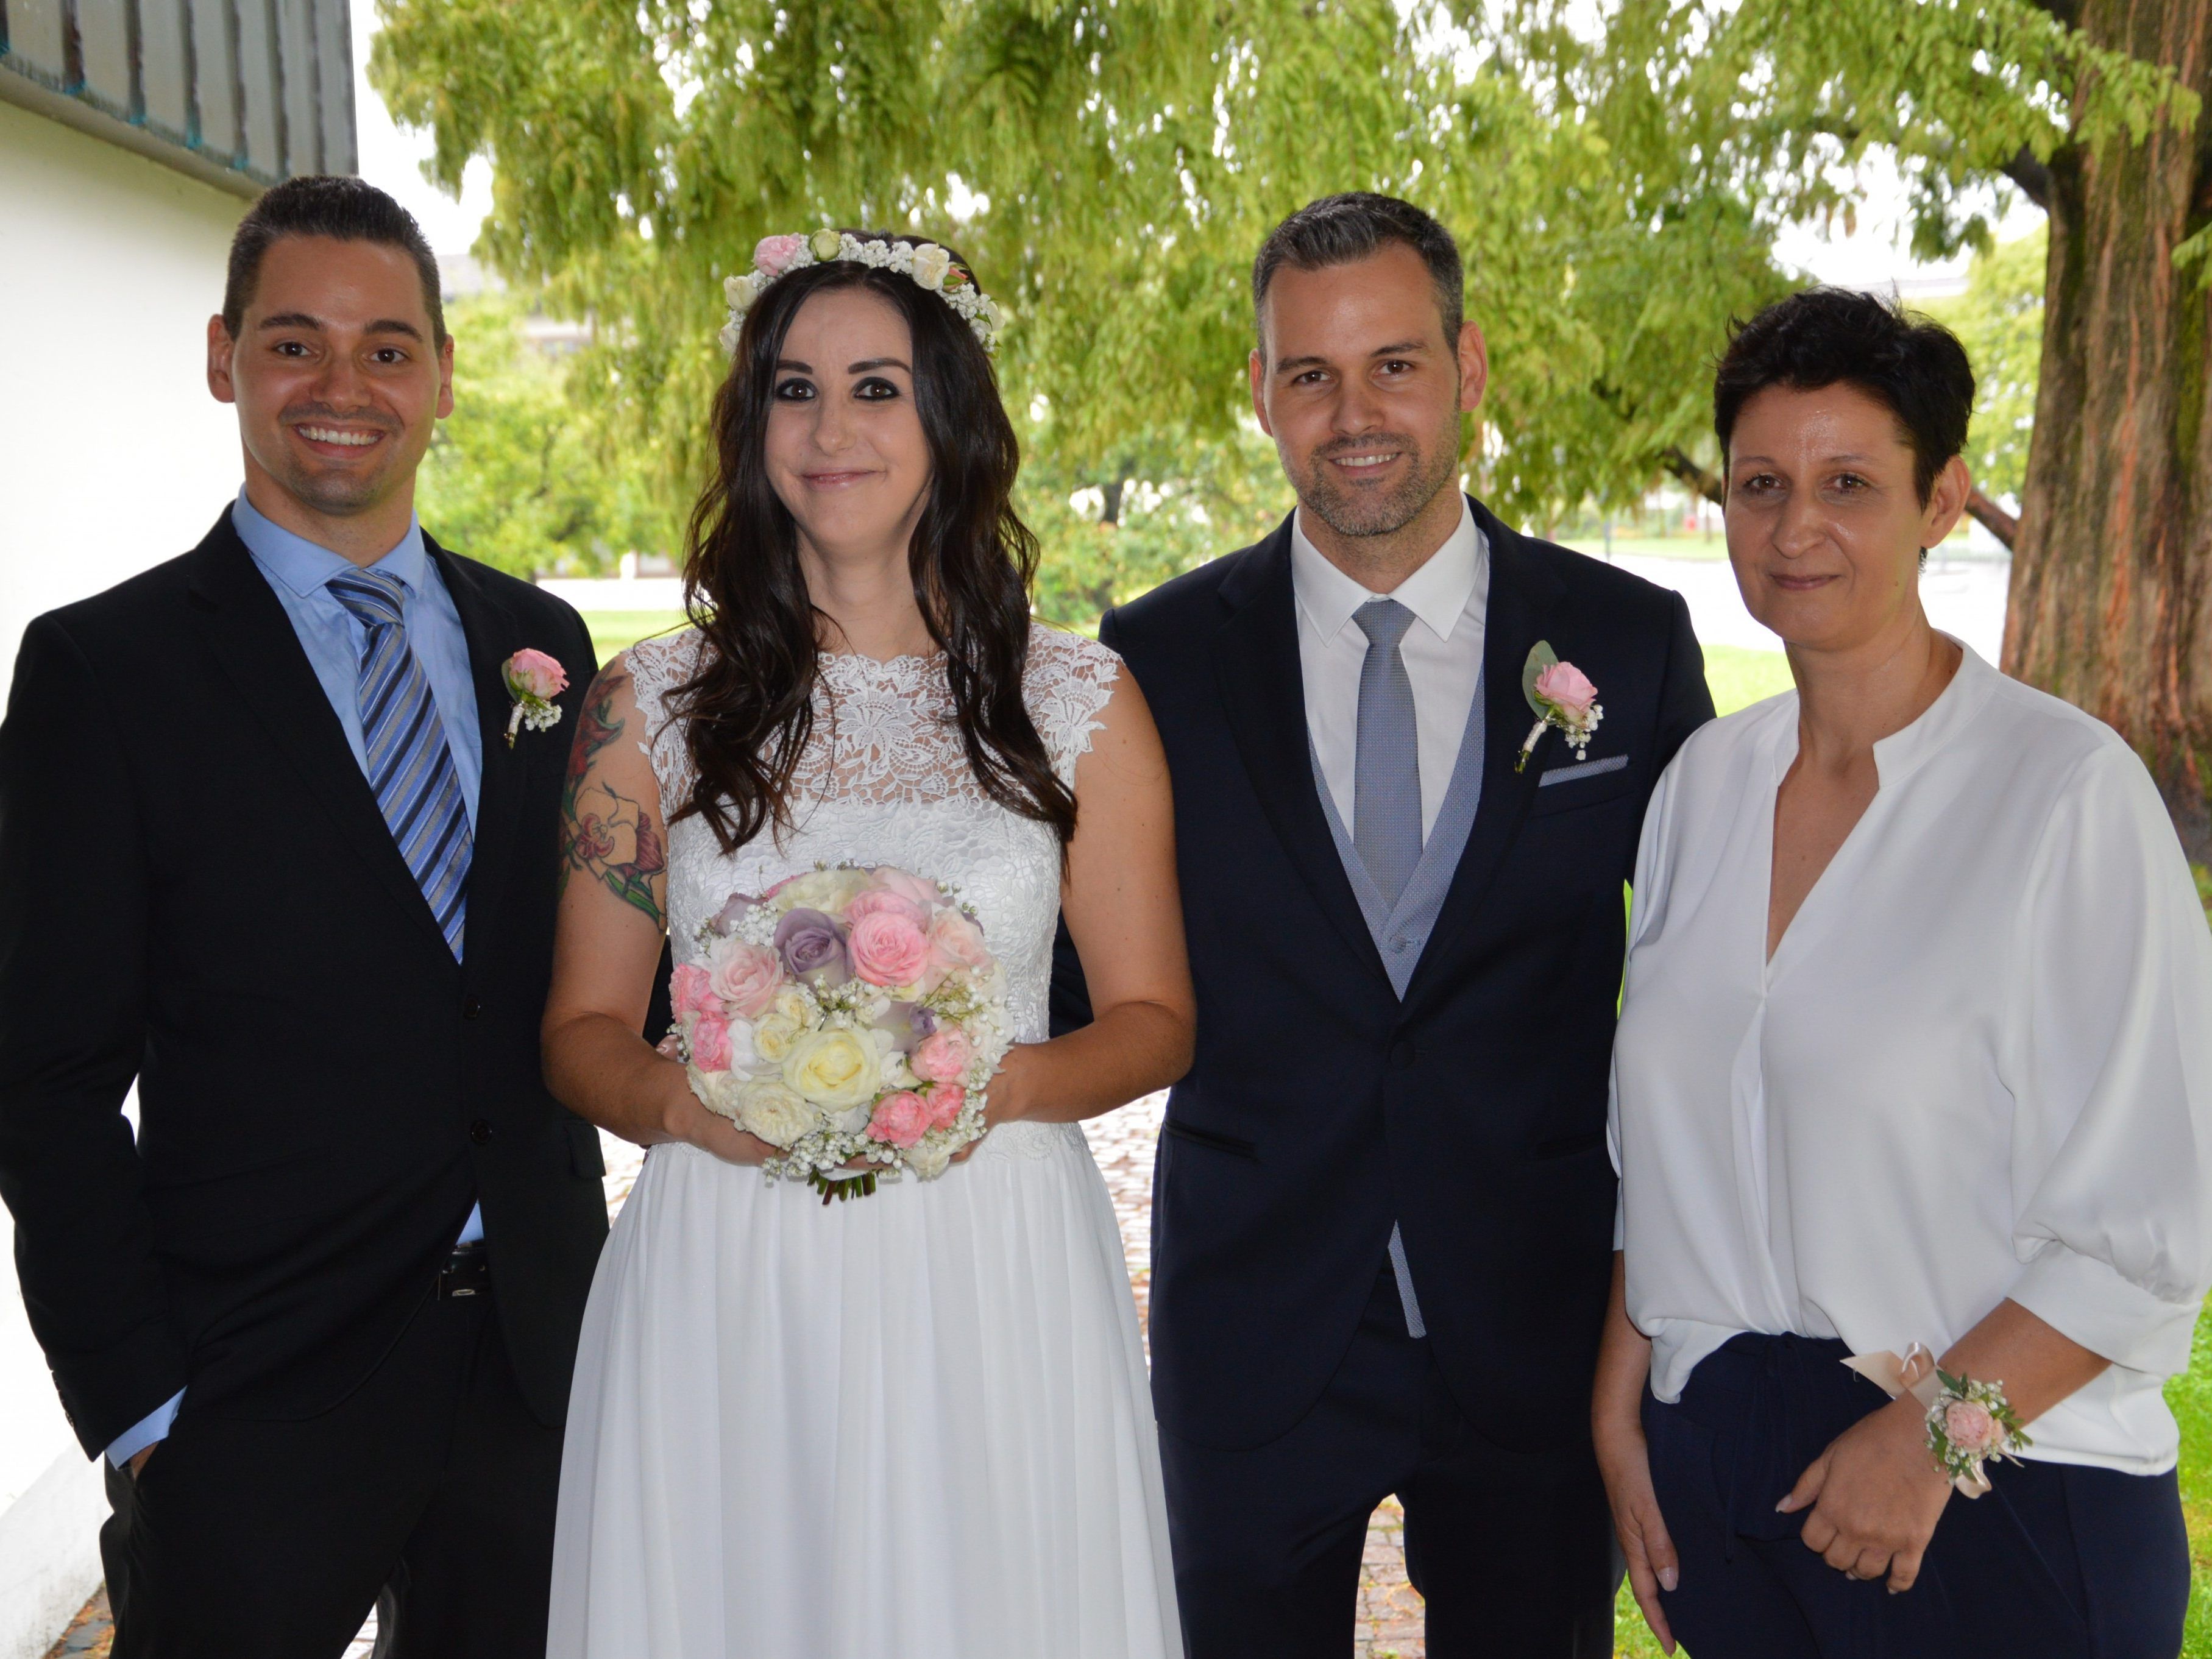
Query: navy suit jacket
xmin=1054 ymin=498 xmax=1713 ymax=1451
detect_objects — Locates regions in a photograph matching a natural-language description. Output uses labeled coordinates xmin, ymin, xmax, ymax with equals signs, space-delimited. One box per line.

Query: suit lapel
xmin=431 ymin=539 xmax=528 ymax=958
xmin=1213 ymin=518 xmax=1392 ymax=992
xmin=184 ymin=511 xmax=455 ymax=960
xmin=1399 ymin=503 xmax=1565 ymax=1017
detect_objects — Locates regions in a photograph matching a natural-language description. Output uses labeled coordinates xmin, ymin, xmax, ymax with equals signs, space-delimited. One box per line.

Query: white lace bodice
xmin=626 ymin=627 xmax=1118 ymax=1070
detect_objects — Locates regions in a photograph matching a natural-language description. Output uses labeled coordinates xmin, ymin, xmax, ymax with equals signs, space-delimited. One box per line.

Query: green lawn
xmin=583 ymin=609 xmax=690 ymax=665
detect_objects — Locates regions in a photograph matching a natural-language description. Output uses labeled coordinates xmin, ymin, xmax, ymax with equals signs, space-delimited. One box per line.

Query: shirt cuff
xmin=106 ymin=1390 xmax=183 ymax=1470
xmin=455 ymin=1203 xmax=484 ymax=1246
xmin=2008 ymin=1243 xmax=2200 ymax=1376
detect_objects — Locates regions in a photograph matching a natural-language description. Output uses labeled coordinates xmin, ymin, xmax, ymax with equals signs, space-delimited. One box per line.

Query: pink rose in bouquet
xmin=849 ymin=910 xmax=931 ymax=987
xmin=873 ymin=867 xmax=943 ymax=912
xmin=845 ymin=888 xmax=930 ymax=929
xmin=923 ymin=1082 xmax=965 ymax=1131
xmin=926 ymin=908 xmax=992 ymax=980
xmin=867 ymin=1091 xmax=931 ymax=1149
xmin=670 ymin=962 xmax=718 ymax=1019
xmin=707 ymin=938 xmax=784 ymax=1018
xmin=689 ymin=1014 xmax=734 ymax=1073
xmin=912 ymin=1027 xmax=973 ymax=1085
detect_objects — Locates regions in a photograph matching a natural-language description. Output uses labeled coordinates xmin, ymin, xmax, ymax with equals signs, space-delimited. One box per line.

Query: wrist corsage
xmin=1924 ymin=1369 xmax=2032 ymax=1496
xmin=1844 ymin=1342 xmax=2031 ymax=1498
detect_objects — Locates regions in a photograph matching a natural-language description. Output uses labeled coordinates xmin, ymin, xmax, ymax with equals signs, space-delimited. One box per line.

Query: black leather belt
xmin=437 ymin=1239 xmax=491 ymax=1300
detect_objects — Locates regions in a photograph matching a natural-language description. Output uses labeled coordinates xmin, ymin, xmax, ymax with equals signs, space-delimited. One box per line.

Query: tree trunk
xmin=2005 ymin=0 xmax=2212 ymax=860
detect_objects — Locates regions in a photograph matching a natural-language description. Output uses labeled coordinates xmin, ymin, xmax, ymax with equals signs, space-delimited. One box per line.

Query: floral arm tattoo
xmin=559 ymin=665 xmax=667 ymax=925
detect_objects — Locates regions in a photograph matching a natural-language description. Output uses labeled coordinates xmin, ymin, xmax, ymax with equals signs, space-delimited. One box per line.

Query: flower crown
xmin=721 ymin=230 xmax=1005 ymax=356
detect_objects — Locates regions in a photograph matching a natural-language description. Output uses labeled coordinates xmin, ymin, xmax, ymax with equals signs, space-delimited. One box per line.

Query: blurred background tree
xmin=416 ymin=291 xmax=680 ymax=578
xmin=1925 ymin=230 xmax=2047 ymax=512
xmin=371 ymin=0 xmax=2208 ymax=847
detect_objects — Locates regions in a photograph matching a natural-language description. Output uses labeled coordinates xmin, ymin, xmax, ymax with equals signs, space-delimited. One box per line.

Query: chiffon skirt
xmin=547 ymin=1123 xmax=1180 ymax=1659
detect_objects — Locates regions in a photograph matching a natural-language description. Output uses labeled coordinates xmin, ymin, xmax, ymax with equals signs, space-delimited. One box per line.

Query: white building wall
xmin=0 ymin=96 xmax=247 ymax=1659
xmin=0 ymin=96 xmax=249 ymax=693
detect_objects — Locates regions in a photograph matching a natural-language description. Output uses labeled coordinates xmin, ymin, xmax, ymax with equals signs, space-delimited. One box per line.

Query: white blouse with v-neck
xmin=1610 ymin=643 xmax=2212 ymax=1473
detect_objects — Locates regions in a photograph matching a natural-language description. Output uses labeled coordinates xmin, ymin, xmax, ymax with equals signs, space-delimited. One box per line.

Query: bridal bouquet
xmin=666 ymin=865 xmax=1011 ymax=1201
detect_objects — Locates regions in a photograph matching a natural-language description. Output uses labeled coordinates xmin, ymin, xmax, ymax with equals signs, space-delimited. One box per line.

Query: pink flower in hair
xmin=754 ymin=234 xmax=808 ymax=277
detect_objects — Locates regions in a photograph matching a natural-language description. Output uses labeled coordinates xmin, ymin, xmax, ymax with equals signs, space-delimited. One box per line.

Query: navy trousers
xmin=1644 ymin=1332 xmax=2188 ymax=1659
xmin=1160 ymin=1262 xmax=1617 ymax=1658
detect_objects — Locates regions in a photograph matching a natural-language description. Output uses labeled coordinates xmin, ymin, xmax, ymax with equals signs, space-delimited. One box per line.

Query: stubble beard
xmin=1291 ymin=425 xmax=1463 ymax=543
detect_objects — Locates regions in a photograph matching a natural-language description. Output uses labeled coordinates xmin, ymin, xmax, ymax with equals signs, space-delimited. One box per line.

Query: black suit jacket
xmin=0 ymin=508 xmax=609 ymax=1456
xmin=1055 ymin=498 xmax=1712 ymax=1451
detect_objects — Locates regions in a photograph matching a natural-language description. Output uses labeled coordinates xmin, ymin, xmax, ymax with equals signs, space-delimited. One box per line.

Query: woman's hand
xmin=1779 ymin=1395 xmax=1951 ymax=1591
xmin=658 ymin=1074 xmax=781 ymax=1166
xmin=1595 ymin=1416 xmax=1679 ymax=1652
xmin=1592 ymin=1253 xmax=1677 ymax=1650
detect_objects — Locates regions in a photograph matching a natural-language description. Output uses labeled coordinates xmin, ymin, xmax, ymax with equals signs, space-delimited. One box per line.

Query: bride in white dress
xmin=538 ymin=233 xmax=1191 ymax=1658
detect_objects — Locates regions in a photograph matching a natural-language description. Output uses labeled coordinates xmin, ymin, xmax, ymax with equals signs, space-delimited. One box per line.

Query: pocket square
xmin=1537 ymin=754 xmax=1629 ymax=787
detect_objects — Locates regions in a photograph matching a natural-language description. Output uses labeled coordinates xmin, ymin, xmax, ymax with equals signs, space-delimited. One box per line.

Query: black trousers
xmin=1160 ymin=1263 xmax=1617 ymax=1658
xmin=101 ymin=1277 xmax=563 ymax=1659
xmin=1645 ymin=1332 xmax=2190 ymax=1659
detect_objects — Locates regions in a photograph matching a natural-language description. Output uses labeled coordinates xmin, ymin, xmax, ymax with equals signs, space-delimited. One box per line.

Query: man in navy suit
xmin=1054 ymin=194 xmax=1714 ymax=1655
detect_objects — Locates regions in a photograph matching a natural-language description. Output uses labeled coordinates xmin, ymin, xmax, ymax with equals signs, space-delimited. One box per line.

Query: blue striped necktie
xmin=327 ymin=569 xmax=472 ymax=958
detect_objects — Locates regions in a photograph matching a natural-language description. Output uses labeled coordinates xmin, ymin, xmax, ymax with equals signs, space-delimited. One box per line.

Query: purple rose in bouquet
xmin=775 ymin=908 xmax=849 ymax=987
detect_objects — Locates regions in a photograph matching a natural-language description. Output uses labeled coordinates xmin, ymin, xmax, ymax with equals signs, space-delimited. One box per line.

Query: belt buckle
xmin=437 ymin=1241 xmax=491 ymax=1301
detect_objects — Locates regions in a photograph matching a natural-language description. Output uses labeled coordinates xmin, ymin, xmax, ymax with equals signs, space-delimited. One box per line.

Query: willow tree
xmin=372 ymin=0 xmax=2210 ymax=847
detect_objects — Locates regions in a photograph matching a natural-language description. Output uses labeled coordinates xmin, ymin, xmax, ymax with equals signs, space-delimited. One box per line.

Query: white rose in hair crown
xmin=666 ymin=865 xmax=1013 ymax=1202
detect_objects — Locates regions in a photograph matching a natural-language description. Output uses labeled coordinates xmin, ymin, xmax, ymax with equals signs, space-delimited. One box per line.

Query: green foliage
xmin=1023 ymin=420 xmax=1291 ymax=628
xmin=370 ymin=0 xmax=2196 ymax=584
xmin=1924 ymin=230 xmax=2047 ymax=506
xmin=416 ymin=292 xmax=679 ymax=577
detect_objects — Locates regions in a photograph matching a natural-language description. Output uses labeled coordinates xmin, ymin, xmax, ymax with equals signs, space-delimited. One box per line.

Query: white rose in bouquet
xmin=782 ymin=1028 xmax=882 ymax=1111
xmin=739 ymin=1080 xmax=814 ymax=1148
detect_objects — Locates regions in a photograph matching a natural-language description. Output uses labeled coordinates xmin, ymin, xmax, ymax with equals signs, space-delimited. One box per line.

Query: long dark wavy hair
xmin=672 ymin=235 xmax=1076 ymax=855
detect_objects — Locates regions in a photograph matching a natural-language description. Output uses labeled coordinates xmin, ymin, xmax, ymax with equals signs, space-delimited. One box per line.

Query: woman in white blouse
xmin=1597 ymin=288 xmax=2212 ymax=1659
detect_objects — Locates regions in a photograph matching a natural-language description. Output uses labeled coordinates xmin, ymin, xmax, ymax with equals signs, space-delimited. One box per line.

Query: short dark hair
xmin=1713 ymin=288 xmax=1974 ymax=504
xmin=222 ymin=175 xmax=446 ymax=344
xmin=1252 ymin=193 xmax=1464 ymax=356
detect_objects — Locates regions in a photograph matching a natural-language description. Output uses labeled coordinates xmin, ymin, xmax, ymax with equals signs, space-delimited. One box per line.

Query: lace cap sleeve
xmin=622 ymin=630 xmax=705 ymax=804
xmin=1024 ymin=629 xmax=1122 ymax=791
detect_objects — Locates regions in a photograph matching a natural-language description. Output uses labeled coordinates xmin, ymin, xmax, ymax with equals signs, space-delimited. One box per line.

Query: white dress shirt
xmin=1610 ymin=643 xmax=2212 ymax=1474
xmin=1291 ymin=497 xmax=1487 ymax=842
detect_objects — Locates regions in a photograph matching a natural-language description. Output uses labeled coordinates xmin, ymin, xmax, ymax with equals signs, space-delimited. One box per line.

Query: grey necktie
xmin=1353 ymin=600 xmax=1422 ymax=909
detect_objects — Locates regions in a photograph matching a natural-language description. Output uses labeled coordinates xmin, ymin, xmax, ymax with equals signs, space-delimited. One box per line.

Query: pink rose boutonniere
xmin=1514 ymin=641 xmax=1603 ymax=772
xmin=502 ymin=649 xmax=570 ymax=748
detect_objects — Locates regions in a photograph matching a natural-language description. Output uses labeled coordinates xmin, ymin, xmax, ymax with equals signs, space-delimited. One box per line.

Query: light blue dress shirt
xmin=105 ymin=492 xmax=489 ymax=1469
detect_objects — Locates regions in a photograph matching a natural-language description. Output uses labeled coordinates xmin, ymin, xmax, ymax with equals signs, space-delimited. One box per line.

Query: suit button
xmin=1389 ymin=1041 xmax=1416 ymax=1072
xmin=462 ymin=995 xmax=484 ymax=1021
xmin=469 ymin=1119 xmax=494 ymax=1145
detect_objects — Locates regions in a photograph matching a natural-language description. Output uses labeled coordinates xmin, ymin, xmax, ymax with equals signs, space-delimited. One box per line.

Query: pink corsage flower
xmin=1514 ymin=641 xmax=1603 ymax=772
xmin=502 ymin=649 xmax=569 ymax=748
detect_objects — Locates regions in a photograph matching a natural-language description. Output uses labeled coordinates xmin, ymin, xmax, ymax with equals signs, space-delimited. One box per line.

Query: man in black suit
xmin=1054 ymin=194 xmax=1714 ymax=1655
xmin=0 ymin=178 xmax=608 ymax=1657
